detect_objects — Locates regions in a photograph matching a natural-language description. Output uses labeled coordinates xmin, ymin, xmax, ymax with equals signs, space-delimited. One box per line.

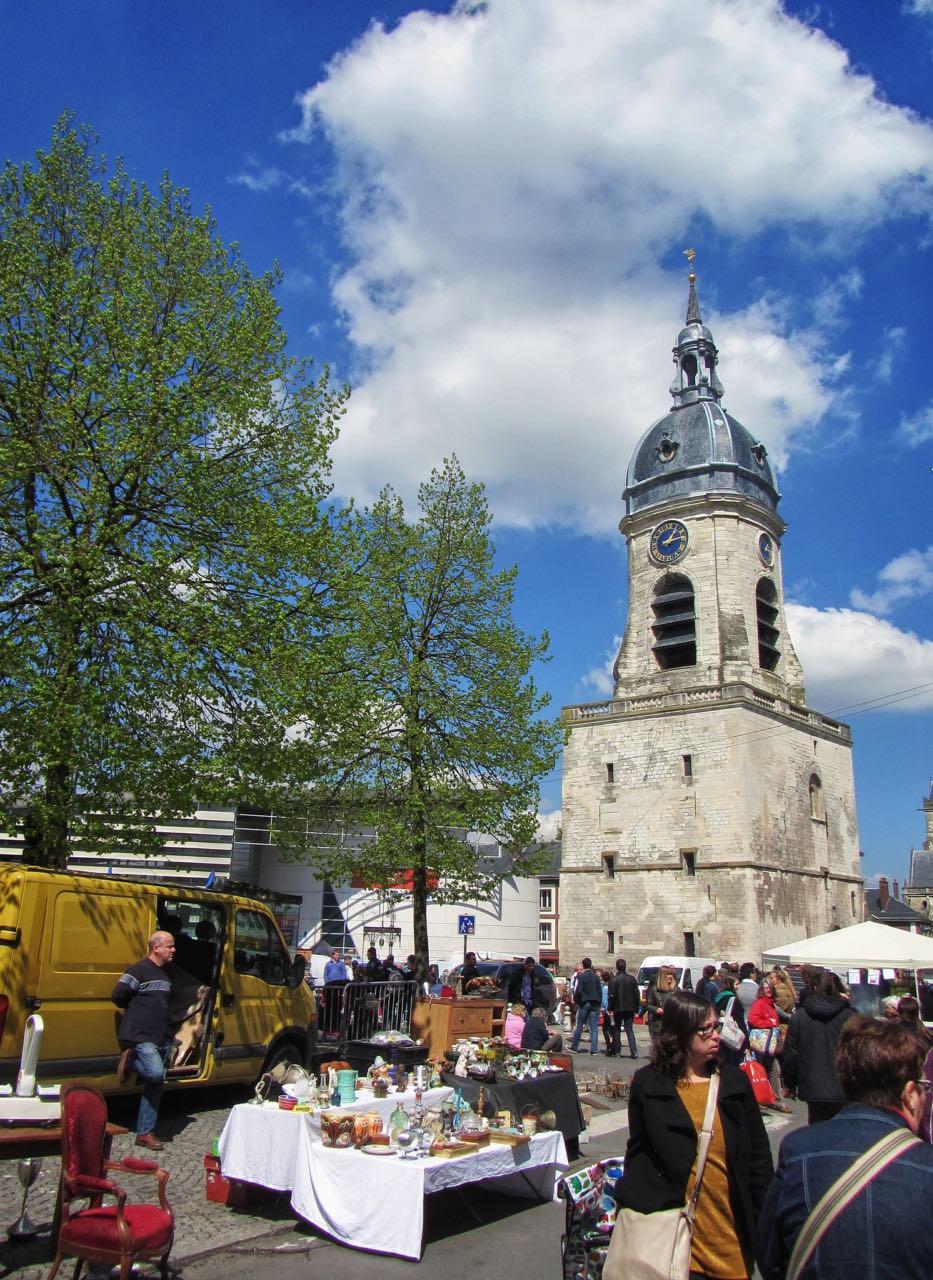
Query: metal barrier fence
xmin=316 ymin=979 xmax=417 ymax=1043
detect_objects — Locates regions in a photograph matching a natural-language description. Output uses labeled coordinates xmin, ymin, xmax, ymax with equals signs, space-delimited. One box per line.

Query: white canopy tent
xmin=762 ymin=920 xmax=933 ymax=971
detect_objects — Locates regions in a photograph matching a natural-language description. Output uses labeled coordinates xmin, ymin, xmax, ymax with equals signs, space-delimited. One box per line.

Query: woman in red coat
xmin=748 ymin=980 xmax=790 ymax=1113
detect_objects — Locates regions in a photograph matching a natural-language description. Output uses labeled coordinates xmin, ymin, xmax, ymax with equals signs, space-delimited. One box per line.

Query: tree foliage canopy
xmin=286 ymin=457 xmax=563 ymax=967
xmin=0 ymin=116 xmax=350 ymax=865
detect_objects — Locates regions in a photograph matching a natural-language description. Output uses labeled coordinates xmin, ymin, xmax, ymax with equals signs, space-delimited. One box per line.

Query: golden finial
xmin=683 ymin=247 xmax=696 ymax=281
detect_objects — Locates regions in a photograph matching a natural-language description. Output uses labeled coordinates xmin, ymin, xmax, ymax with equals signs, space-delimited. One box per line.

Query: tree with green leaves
xmin=290 ymin=457 xmax=563 ymax=977
xmin=0 ymin=115 xmax=351 ymax=867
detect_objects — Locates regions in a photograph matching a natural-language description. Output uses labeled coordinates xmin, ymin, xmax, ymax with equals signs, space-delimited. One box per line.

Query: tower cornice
xmin=621 ymin=490 xmax=787 ymax=542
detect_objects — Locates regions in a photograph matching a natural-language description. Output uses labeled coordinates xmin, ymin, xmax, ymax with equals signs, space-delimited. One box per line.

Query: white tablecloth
xmin=218 ymin=1103 xmax=567 ymax=1259
xmin=218 ymin=1087 xmax=453 ymax=1191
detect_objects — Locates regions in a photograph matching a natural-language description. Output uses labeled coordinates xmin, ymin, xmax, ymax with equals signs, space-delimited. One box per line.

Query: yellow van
xmin=0 ymin=865 xmax=316 ymax=1093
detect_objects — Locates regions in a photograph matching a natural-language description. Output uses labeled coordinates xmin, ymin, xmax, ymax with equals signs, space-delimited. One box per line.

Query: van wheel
xmin=260 ymin=1040 xmax=302 ymax=1079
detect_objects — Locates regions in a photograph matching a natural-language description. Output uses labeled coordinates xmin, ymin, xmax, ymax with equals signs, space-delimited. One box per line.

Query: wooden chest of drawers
xmin=410 ymin=997 xmax=506 ymax=1057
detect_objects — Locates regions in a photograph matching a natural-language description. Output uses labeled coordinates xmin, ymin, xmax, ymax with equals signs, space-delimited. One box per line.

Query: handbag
xmin=739 ymin=1051 xmax=775 ymax=1106
xmin=718 ymin=997 xmax=746 ymax=1052
xmin=748 ymin=1025 xmax=779 ymax=1056
xmin=786 ymin=1127 xmax=921 ymax=1280
xmin=603 ymin=1071 xmax=720 ymax=1280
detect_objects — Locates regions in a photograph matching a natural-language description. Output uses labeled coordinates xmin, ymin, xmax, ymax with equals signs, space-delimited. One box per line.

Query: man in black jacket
xmin=111 ymin=929 xmax=176 ymax=1151
xmin=608 ymin=957 xmax=640 ymax=1058
xmin=569 ymin=957 xmax=603 ymax=1054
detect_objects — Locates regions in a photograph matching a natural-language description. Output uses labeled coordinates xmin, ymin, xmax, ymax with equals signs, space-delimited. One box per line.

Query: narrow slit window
xmin=683 ymin=931 xmax=696 ymax=960
xmin=606 ymin=762 xmax=615 ymax=783
xmin=603 ymin=854 xmax=616 ymax=880
xmin=810 ymin=774 xmax=825 ymax=822
xmin=607 ymin=930 xmax=615 ymax=954
xmin=682 ymin=851 xmax=696 ymax=877
xmin=683 ymin=754 xmax=693 ymax=779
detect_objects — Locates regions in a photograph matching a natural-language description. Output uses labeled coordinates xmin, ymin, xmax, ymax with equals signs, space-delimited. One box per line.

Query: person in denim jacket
xmin=758 ymin=1017 xmax=933 ymax=1279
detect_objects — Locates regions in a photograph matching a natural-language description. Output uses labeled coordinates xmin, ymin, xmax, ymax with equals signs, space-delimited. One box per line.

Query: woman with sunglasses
xmin=613 ymin=989 xmax=773 ymax=1280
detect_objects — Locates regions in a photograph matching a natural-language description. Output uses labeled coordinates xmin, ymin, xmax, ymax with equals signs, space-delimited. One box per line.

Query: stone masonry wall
xmin=560 ymin=695 xmax=861 ymax=968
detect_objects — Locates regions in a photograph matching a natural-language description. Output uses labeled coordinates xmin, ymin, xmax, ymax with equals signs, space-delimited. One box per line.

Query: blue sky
xmin=3 ymin=0 xmax=932 ymax=884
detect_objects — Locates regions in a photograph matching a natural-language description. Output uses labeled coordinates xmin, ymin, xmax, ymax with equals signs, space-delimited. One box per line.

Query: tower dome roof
xmin=623 ymin=265 xmax=779 ymax=517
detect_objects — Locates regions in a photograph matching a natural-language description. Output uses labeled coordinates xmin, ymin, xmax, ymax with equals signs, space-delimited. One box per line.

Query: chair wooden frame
xmin=47 ymin=1082 xmax=174 ymax=1280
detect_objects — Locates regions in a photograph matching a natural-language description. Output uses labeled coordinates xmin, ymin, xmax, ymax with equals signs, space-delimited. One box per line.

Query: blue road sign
xmin=458 ymin=914 xmax=475 ymax=935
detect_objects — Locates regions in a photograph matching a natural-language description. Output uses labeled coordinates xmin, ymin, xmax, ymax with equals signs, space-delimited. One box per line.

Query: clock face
xmin=649 ymin=520 xmax=689 ymax=565
xmin=758 ymin=532 xmax=775 ymax=567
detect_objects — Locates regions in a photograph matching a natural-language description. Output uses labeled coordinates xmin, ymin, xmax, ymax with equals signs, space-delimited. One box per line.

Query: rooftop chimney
xmin=878 ymin=876 xmax=889 ymax=912
xmin=893 ymin=879 xmax=900 ymax=902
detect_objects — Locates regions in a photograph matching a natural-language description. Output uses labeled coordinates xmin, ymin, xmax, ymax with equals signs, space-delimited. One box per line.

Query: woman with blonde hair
xmin=504 ymin=1002 xmax=527 ymax=1049
xmin=645 ymin=964 xmax=677 ymax=1039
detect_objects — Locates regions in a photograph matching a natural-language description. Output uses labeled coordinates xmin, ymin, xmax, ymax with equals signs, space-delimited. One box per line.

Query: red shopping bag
xmin=740 ymin=1053 xmax=775 ymax=1106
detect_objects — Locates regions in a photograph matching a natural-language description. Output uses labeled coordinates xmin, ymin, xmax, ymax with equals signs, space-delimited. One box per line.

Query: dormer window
xmin=656 ymin=432 xmax=679 ymax=463
xmin=752 ymin=442 xmax=768 ymax=467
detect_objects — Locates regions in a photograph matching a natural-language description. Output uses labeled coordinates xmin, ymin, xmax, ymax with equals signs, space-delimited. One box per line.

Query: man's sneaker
xmin=135 ymin=1132 xmax=164 ymax=1151
xmin=117 ymin=1048 xmax=134 ymax=1084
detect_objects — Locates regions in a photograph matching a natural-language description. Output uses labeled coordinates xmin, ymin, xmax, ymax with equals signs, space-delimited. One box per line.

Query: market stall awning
xmin=762 ymin=920 xmax=933 ymax=970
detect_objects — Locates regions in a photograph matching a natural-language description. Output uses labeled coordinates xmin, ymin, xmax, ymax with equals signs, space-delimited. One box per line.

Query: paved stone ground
xmin=0 ymin=1026 xmax=801 ymax=1280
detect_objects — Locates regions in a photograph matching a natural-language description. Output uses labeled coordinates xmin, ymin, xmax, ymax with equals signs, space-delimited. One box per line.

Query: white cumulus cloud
xmin=536 ymin=809 xmax=562 ymax=843
xmin=283 ymin=0 xmax=933 ymax=533
xmin=786 ymin=603 xmax=933 ymax=714
xmin=850 ymin=547 xmax=933 ymax=614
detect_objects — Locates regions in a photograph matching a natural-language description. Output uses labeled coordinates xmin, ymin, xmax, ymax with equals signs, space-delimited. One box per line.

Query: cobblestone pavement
xmin=0 ymin=1026 xmax=800 ymax=1279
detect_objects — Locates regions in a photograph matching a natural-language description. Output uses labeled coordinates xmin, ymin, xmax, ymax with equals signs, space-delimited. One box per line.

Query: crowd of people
xmin=606 ymin=960 xmax=933 ymax=1279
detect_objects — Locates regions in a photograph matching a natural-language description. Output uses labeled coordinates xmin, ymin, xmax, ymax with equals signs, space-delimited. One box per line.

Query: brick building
xmin=560 ymin=266 xmax=863 ymax=965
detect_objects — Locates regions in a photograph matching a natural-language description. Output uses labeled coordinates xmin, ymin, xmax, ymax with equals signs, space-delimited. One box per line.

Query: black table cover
xmin=440 ymin=1067 xmax=584 ymax=1141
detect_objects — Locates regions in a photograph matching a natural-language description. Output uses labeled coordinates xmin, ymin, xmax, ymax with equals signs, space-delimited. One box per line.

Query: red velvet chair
xmin=47 ymin=1082 xmax=174 ymax=1280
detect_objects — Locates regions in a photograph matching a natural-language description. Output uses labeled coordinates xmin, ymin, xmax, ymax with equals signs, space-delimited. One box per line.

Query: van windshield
xmin=636 ymin=966 xmax=685 ymax=987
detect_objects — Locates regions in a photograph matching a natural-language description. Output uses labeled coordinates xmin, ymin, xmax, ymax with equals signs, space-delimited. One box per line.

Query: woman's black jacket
xmin=614 ymin=1063 xmax=773 ymax=1270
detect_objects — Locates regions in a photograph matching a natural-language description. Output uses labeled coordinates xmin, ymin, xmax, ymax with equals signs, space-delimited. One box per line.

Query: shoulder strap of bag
xmin=786 ymin=1126 xmax=921 ymax=1280
xmin=683 ymin=1071 xmax=720 ymax=1222
xmin=725 ymin=997 xmax=736 ymax=1019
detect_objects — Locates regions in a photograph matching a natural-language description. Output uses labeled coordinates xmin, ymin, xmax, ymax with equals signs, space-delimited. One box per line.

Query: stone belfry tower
xmin=560 ymin=257 xmax=862 ymax=963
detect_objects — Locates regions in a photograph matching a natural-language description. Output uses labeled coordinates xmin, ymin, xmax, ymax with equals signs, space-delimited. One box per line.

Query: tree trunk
xmin=21 ymin=762 xmax=71 ymax=868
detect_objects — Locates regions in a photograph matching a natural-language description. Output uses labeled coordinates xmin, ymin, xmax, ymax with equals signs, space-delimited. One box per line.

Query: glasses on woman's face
xmin=694 ymin=1020 xmax=721 ymax=1041
xmin=912 ymin=1079 xmax=933 ymax=1094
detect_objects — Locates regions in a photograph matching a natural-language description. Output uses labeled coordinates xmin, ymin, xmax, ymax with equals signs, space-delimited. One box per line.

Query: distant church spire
xmin=684 ymin=248 xmax=702 ymax=324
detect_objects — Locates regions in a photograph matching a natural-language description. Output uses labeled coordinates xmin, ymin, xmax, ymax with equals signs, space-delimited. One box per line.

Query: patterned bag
xmin=748 ymin=1026 xmax=779 ymax=1056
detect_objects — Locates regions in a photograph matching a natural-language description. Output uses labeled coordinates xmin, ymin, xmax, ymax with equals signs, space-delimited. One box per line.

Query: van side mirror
xmin=287 ymin=954 xmax=306 ymax=988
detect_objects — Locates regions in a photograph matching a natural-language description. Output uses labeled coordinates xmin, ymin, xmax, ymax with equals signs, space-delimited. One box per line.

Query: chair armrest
xmin=105 ymin=1159 xmax=172 ymax=1212
xmin=68 ymin=1174 xmax=122 ymax=1197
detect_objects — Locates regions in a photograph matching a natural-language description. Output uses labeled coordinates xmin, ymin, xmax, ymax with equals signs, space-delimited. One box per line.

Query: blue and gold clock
xmin=649 ymin=519 xmax=689 ymax=565
xmin=758 ymin=532 xmax=775 ymax=567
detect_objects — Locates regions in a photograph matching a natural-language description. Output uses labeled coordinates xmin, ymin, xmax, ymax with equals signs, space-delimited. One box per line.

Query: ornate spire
xmin=669 ymin=249 xmax=724 ymax=406
xmin=684 ymin=248 xmax=702 ymax=324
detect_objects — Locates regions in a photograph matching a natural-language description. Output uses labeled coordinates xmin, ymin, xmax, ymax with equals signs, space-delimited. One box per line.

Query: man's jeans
xmin=570 ymin=1004 xmax=600 ymax=1053
xmin=613 ymin=1012 xmax=638 ymax=1056
xmin=132 ymin=1041 xmax=173 ymax=1136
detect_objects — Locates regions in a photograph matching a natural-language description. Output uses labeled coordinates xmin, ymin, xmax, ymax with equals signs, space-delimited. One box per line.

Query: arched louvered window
xmin=651 ymin=574 xmax=696 ymax=669
xmin=756 ymin=578 xmax=780 ymax=671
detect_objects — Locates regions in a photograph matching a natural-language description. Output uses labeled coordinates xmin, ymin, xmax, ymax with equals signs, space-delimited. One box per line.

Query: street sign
xmin=458 ymin=914 xmax=475 ymax=936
